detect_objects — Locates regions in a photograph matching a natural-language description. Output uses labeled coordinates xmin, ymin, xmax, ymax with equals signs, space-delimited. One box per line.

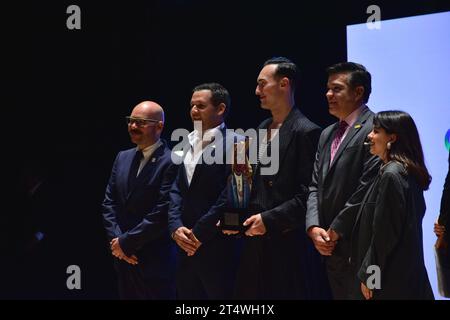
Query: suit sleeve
xmin=118 ymin=161 xmax=179 ymax=256
xmin=330 ymin=143 xmax=381 ymax=239
xmin=102 ymin=153 xmax=123 ymax=241
xmin=305 ymin=130 xmax=326 ymax=231
xmin=262 ymin=127 xmax=321 ymax=233
xmin=192 ymin=134 xmax=242 ymax=243
xmin=167 ymin=165 xmax=185 ymax=236
xmin=192 ymin=185 xmax=228 ymax=243
xmin=357 ymin=171 xmax=406 ymax=284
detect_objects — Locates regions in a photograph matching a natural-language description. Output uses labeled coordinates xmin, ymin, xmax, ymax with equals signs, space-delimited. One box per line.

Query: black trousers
xmin=116 ymin=264 xmax=175 ymax=300
xmin=175 ymin=257 xmax=234 ymax=300
xmin=325 ymin=253 xmax=352 ymax=300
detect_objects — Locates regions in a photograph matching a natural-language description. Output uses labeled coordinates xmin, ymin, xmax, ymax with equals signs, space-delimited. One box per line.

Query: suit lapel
xmin=126 ymin=143 xmax=166 ymax=200
xmin=180 ymin=162 xmax=190 ymax=188
xmin=328 ymin=125 xmax=361 ymax=170
xmin=188 ymin=162 xmax=204 ymax=189
xmin=322 ymin=124 xmax=337 ymax=179
xmin=327 ymin=107 xmax=372 ymax=174
xmin=119 ymin=150 xmax=135 ymax=201
xmin=253 ymin=109 xmax=297 ymax=180
xmin=176 ymin=142 xmax=191 ymax=188
xmin=351 ymin=173 xmax=380 ymax=236
xmin=253 ymin=118 xmax=272 ymax=176
xmin=276 ymin=108 xmax=300 ymax=177
xmin=188 ymin=126 xmax=227 ymax=189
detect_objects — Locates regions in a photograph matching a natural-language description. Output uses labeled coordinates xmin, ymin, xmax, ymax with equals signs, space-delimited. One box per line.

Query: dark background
xmin=2 ymin=0 xmax=449 ymax=299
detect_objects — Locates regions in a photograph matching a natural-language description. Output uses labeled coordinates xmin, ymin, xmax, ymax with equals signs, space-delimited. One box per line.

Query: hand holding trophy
xmin=221 ymin=138 xmax=253 ymax=233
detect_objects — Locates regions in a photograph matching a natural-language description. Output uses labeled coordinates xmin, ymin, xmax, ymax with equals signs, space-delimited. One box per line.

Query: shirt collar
xmin=343 ymin=104 xmax=367 ymax=127
xmin=188 ymin=122 xmax=225 ymax=147
xmin=137 ymin=139 xmax=162 ymax=159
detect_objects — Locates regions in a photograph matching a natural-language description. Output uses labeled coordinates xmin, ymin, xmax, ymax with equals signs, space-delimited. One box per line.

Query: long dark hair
xmin=373 ymin=111 xmax=431 ymax=190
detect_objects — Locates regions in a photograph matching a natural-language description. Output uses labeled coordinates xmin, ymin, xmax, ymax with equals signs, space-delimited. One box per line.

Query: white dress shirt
xmin=184 ymin=123 xmax=225 ymax=185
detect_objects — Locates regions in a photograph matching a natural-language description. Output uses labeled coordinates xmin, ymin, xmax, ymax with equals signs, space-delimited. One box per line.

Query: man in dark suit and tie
xmin=102 ymin=101 xmax=178 ymax=299
xmin=229 ymin=57 xmax=322 ymax=299
xmin=306 ymin=62 xmax=381 ymax=299
xmin=168 ymin=83 xmax=240 ymax=299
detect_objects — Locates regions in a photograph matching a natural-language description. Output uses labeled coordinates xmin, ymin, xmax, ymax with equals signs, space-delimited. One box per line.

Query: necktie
xmin=330 ymin=121 xmax=349 ymax=163
xmin=128 ymin=150 xmax=143 ymax=190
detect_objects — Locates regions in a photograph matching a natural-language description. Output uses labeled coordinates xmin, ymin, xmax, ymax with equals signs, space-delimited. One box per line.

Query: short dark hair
xmin=263 ymin=56 xmax=298 ymax=93
xmin=193 ymin=82 xmax=231 ymax=119
xmin=373 ymin=110 xmax=431 ymax=190
xmin=327 ymin=62 xmax=372 ymax=103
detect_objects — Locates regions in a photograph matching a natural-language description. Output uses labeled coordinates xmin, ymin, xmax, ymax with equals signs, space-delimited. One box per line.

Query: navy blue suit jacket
xmin=102 ymin=141 xmax=178 ymax=280
xmin=168 ymin=128 xmax=240 ymax=259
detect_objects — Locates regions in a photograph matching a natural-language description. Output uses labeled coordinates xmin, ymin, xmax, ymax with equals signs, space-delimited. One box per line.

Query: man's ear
xmin=354 ymin=85 xmax=364 ymax=101
xmin=217 ymin=103 xmax=226 ymax=116
xmin=280 ymin=77 xmax=289 ymax=88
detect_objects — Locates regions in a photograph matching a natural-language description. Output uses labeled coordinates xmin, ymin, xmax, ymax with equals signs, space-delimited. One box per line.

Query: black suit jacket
xmin=306 ymin=107 xmax=381 ymax=252
xmin=256 ymin=107 xmax=321 ymax=233
xmin=350 ymin=161 xmax=434 ymax=299
xmin=102 ymin=141 xmax=178 ymax=280
xmin=236 ymin=107 xmax=321 ymax=299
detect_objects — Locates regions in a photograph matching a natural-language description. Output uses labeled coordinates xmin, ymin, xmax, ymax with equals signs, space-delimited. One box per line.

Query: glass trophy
xmin=221 ymin=139 xmax=253 ymax=232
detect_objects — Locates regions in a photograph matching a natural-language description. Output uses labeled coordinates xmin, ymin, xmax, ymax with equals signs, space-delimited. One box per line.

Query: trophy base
xmin=221 ymin=208 xmax=250 ymax=232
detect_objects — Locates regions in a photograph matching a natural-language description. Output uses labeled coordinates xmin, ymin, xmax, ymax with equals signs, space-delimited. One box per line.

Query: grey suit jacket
xmin=306 ymin=107 xmax=381 ymax=250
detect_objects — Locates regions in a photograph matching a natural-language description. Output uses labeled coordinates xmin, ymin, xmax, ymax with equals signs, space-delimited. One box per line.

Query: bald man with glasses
xmin=102 ymin=101 xmax=178 ymax=299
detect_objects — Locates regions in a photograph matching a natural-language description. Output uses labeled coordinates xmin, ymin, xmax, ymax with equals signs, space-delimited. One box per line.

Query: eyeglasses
xmin=125 ymin=116 xmax=160 ymax=128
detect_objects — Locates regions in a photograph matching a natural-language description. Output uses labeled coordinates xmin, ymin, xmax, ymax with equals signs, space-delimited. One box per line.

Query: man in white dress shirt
xmin=168 ymin=83 xmax=241 ymax=299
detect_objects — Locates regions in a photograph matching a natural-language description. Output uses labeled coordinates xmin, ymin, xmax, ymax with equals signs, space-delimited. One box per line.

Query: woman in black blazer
xmin=348 ymin=110 xmax=434 ymax=300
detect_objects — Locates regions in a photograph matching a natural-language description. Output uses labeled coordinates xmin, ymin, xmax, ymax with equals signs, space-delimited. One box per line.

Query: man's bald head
xmin=132 ymin=101 xmax=165 ymax=124
xmin=128 ymin=101 xmax=165 ymax=149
